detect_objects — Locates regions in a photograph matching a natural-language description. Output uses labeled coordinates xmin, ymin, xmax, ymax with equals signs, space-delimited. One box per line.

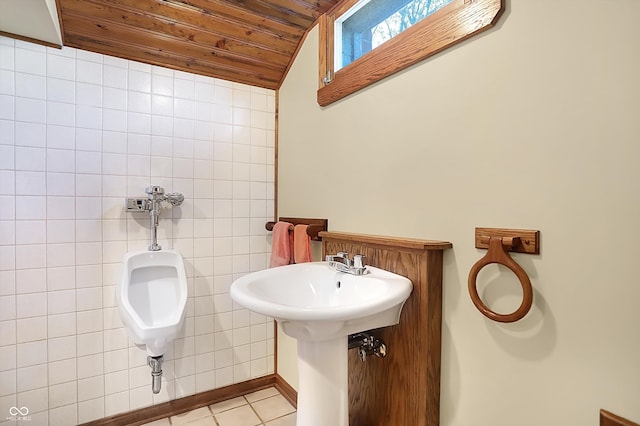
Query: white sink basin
xmin=230 ymin=261 xmax=413 ymax=426
xmin=231 ymin=262 xmax=412 ymax=340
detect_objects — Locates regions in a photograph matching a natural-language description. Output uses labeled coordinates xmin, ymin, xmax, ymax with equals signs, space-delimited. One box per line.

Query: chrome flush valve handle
xmin=165 ymin=193 xmax=184 ymax=206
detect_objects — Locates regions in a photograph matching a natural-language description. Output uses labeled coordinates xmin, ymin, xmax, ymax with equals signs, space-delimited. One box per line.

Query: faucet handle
xmin=353 ymin=254 xmax=366 ymax=269
xmin=337 ymin=252 xmax=352 ymax=266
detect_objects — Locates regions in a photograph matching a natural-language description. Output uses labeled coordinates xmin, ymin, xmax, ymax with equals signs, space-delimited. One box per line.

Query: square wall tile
xmin=46 ymin=101 xmax=75 ymax=127
xmin=48 ymin=380 xmax=77 ymax=409
xmin=16 ymin=292 xmax=47 ymax=318
xmin=16 ymin=364 xmax=47 ymax=392
xmin=47 ymin=77 xmax=75 ymax=104
xmin=15 ymin=73 xmax=45 ymax=100
xmin=48 ymin=357 xmax=77 ymax=385
xmin=104 ymin=64 xmax=127 ymax=90
xmin=47 ymin=313 xmax=76 ymax=338
xmin=77 ymin=60 xmax=102 ymax=85
xmin=76 ymin=330 xmax=103 ymax=356
xmin=47 ymin=54 xmax=75 ymax=80
xmin=49 ymin=402 xmax=78 ymax=426
xmin=16 ymin=268 xmax=46 ymax=293
xmin=17 ymin=386 xmax=48 ymax=415
xmin=105 ymin=390 xmax=129 ymax=416
xmin=48 ymin=335 xmax=76 ymax=361
xmin=48 ymin=289 xmax=76 ymax=315
xmin=78 ymin=375 xmax=105 ymax=401
xmin=0 ymin=271 xmax=15 ymax=295
xmin=15 ymin=171 xmax=45 ymax=195
xmin=47 ymin=124 xmax=75 ymax=150
xmin=46 ymin=243 xmax=75 ymax=267
xmin=78 ymin=397 xmax=105 ymax=423
xmin=15 ymin=48 xmax=45 ymax=75
xmin=15 ymin=121 xmax=45 ymax=147
xmin=47 ymin=172 xmax=75 ymax=196
xmin=76 ymin=347 xmax=103 ymax=378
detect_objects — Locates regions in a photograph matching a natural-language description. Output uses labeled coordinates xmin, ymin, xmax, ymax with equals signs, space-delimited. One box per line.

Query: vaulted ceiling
xmin=58 ymin=0 xmax=342 ymax=89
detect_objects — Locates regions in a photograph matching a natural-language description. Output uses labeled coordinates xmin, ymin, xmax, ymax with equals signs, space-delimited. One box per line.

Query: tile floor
xmin=141 ymin=387 xmax=296 ymax=426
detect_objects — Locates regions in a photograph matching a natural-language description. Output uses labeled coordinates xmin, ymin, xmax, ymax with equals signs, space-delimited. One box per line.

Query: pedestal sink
xmin=230 ymin=262 xmax=413 ymax=426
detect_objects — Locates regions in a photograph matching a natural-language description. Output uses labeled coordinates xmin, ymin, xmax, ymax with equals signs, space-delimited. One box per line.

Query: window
xmin=336 ymin=0 xmax=454 ymax=71
xmin=318 ymin=0 xmax=504 ymax=106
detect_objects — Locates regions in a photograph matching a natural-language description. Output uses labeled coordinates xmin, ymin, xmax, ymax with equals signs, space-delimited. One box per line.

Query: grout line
xmin=153 ymin=388 xmax=295 ymax=426
xmin=246 ymin=398 xmax=265 ymax=425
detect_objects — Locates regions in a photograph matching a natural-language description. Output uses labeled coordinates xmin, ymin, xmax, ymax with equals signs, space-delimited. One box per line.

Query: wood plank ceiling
xmin=58 ymin=0 xmax=342 ymax=89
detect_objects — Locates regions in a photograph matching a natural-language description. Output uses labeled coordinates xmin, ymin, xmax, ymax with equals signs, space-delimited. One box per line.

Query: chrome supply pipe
xmin=148 ymin=207 xmax=161 ymax=251
xmin=146 ymin=186 xmax=165 ymax=251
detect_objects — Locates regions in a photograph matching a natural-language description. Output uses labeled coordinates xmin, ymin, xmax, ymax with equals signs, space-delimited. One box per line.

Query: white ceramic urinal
xmin=118 ymin=249 xmax=188 ymax=356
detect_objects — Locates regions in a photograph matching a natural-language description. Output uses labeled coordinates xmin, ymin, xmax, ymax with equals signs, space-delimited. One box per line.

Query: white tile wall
xmin=0 ymin=36 xmax=276 ymax=424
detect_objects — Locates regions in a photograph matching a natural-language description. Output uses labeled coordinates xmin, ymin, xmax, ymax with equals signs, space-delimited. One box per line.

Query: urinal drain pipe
xmin=148 ymin=355 xmax=163 ymax=394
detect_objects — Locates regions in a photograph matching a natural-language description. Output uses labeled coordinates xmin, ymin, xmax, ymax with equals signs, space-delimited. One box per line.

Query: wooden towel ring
xmin=468 ymin=236 xmax=533 ymax=323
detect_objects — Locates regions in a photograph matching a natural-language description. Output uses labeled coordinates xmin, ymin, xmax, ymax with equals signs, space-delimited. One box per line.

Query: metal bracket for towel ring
xmin=468 ymin=229 xmax=539 ymax=323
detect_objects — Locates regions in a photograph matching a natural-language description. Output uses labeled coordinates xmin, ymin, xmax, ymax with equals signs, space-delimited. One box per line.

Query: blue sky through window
xmin=371 ymin=0 xmax=453 ymax=48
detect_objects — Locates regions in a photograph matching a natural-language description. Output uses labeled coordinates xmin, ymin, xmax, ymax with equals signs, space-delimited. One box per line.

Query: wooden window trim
xmin=318 ymin=0 xmax=504 ymax=106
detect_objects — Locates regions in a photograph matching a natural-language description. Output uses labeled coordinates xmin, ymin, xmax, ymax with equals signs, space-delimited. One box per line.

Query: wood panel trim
xmin=475 ymin=227 xmax=540 ymax=255
xmin=601 ymin=410 xmax=640 ymax=426
xmin=322 ymin=233 xmax=451 ymax=426
xmin=274 ymin=373 xmax=298 ymax=408
xmin=55 ymin=0 xmax=66 ymax=45
xmin=319 ymin=231 xmax=452 ymax=251
xmin=274 ymin=90 xmax=279 ymax=217
xmin=0 ymin=31 xmax=62 ymax=49
xmin=79 ymin=375 xmax=278 ymax=426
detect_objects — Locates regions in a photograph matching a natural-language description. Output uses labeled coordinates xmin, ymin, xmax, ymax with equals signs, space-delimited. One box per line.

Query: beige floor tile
xmin=251 ymin=395 xmax=295 ymax=422
xmin=184 ymin=416 xmax=216 ymax=426
xmin=170 ymin=406 xmax=212 ymax=425
xmin=244 ymin=386 xmax=280 ymax=403
xmin=210 ymin=395 xmax=248 ymax=414
xmin=140 ymin=418 xmax=171 ymax=426
xmin=265 ymin=412 xmax=296 ymax=426
xmin=215 ymin=404 xmax=262 ymax=426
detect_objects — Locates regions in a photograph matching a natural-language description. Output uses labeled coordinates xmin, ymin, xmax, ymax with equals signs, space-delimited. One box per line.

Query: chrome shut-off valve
xmin=348 ymin=332 xmax=387 ymax=362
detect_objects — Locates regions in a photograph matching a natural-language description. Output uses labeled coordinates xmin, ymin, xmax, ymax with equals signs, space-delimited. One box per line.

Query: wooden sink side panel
xmin=321 ymin=233 xmax=450 ymax=426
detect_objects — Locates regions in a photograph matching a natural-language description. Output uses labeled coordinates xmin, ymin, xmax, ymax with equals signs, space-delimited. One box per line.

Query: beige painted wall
xmin=276 ymin=1 xmax=640 ymax=425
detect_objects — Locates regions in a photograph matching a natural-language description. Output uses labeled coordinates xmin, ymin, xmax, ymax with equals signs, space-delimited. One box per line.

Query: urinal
xmin=118 ymin=249 xmax=188 ymax=357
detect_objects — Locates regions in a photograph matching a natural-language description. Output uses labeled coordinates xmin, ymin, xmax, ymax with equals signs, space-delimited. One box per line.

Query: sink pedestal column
xmin=296 ymin=336 xmax=348 ymax=426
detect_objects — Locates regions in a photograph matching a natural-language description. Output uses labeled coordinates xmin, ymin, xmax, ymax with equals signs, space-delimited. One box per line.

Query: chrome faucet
xmin=325 ymin=252 xmax=368 ymax=275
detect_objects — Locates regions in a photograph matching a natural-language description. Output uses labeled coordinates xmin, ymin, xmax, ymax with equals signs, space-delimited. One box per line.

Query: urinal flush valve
xmin=125 ymin=186 xmax=184 ymax=252
xmin=148 ymin=355 xmax=164 ymax=394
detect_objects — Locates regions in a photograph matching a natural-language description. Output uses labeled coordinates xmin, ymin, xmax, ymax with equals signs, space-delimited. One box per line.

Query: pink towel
xmin=269 ymin=221 xmax=293 ymax=267
xmin=294 ymin=224 xmax=312 ymax=264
